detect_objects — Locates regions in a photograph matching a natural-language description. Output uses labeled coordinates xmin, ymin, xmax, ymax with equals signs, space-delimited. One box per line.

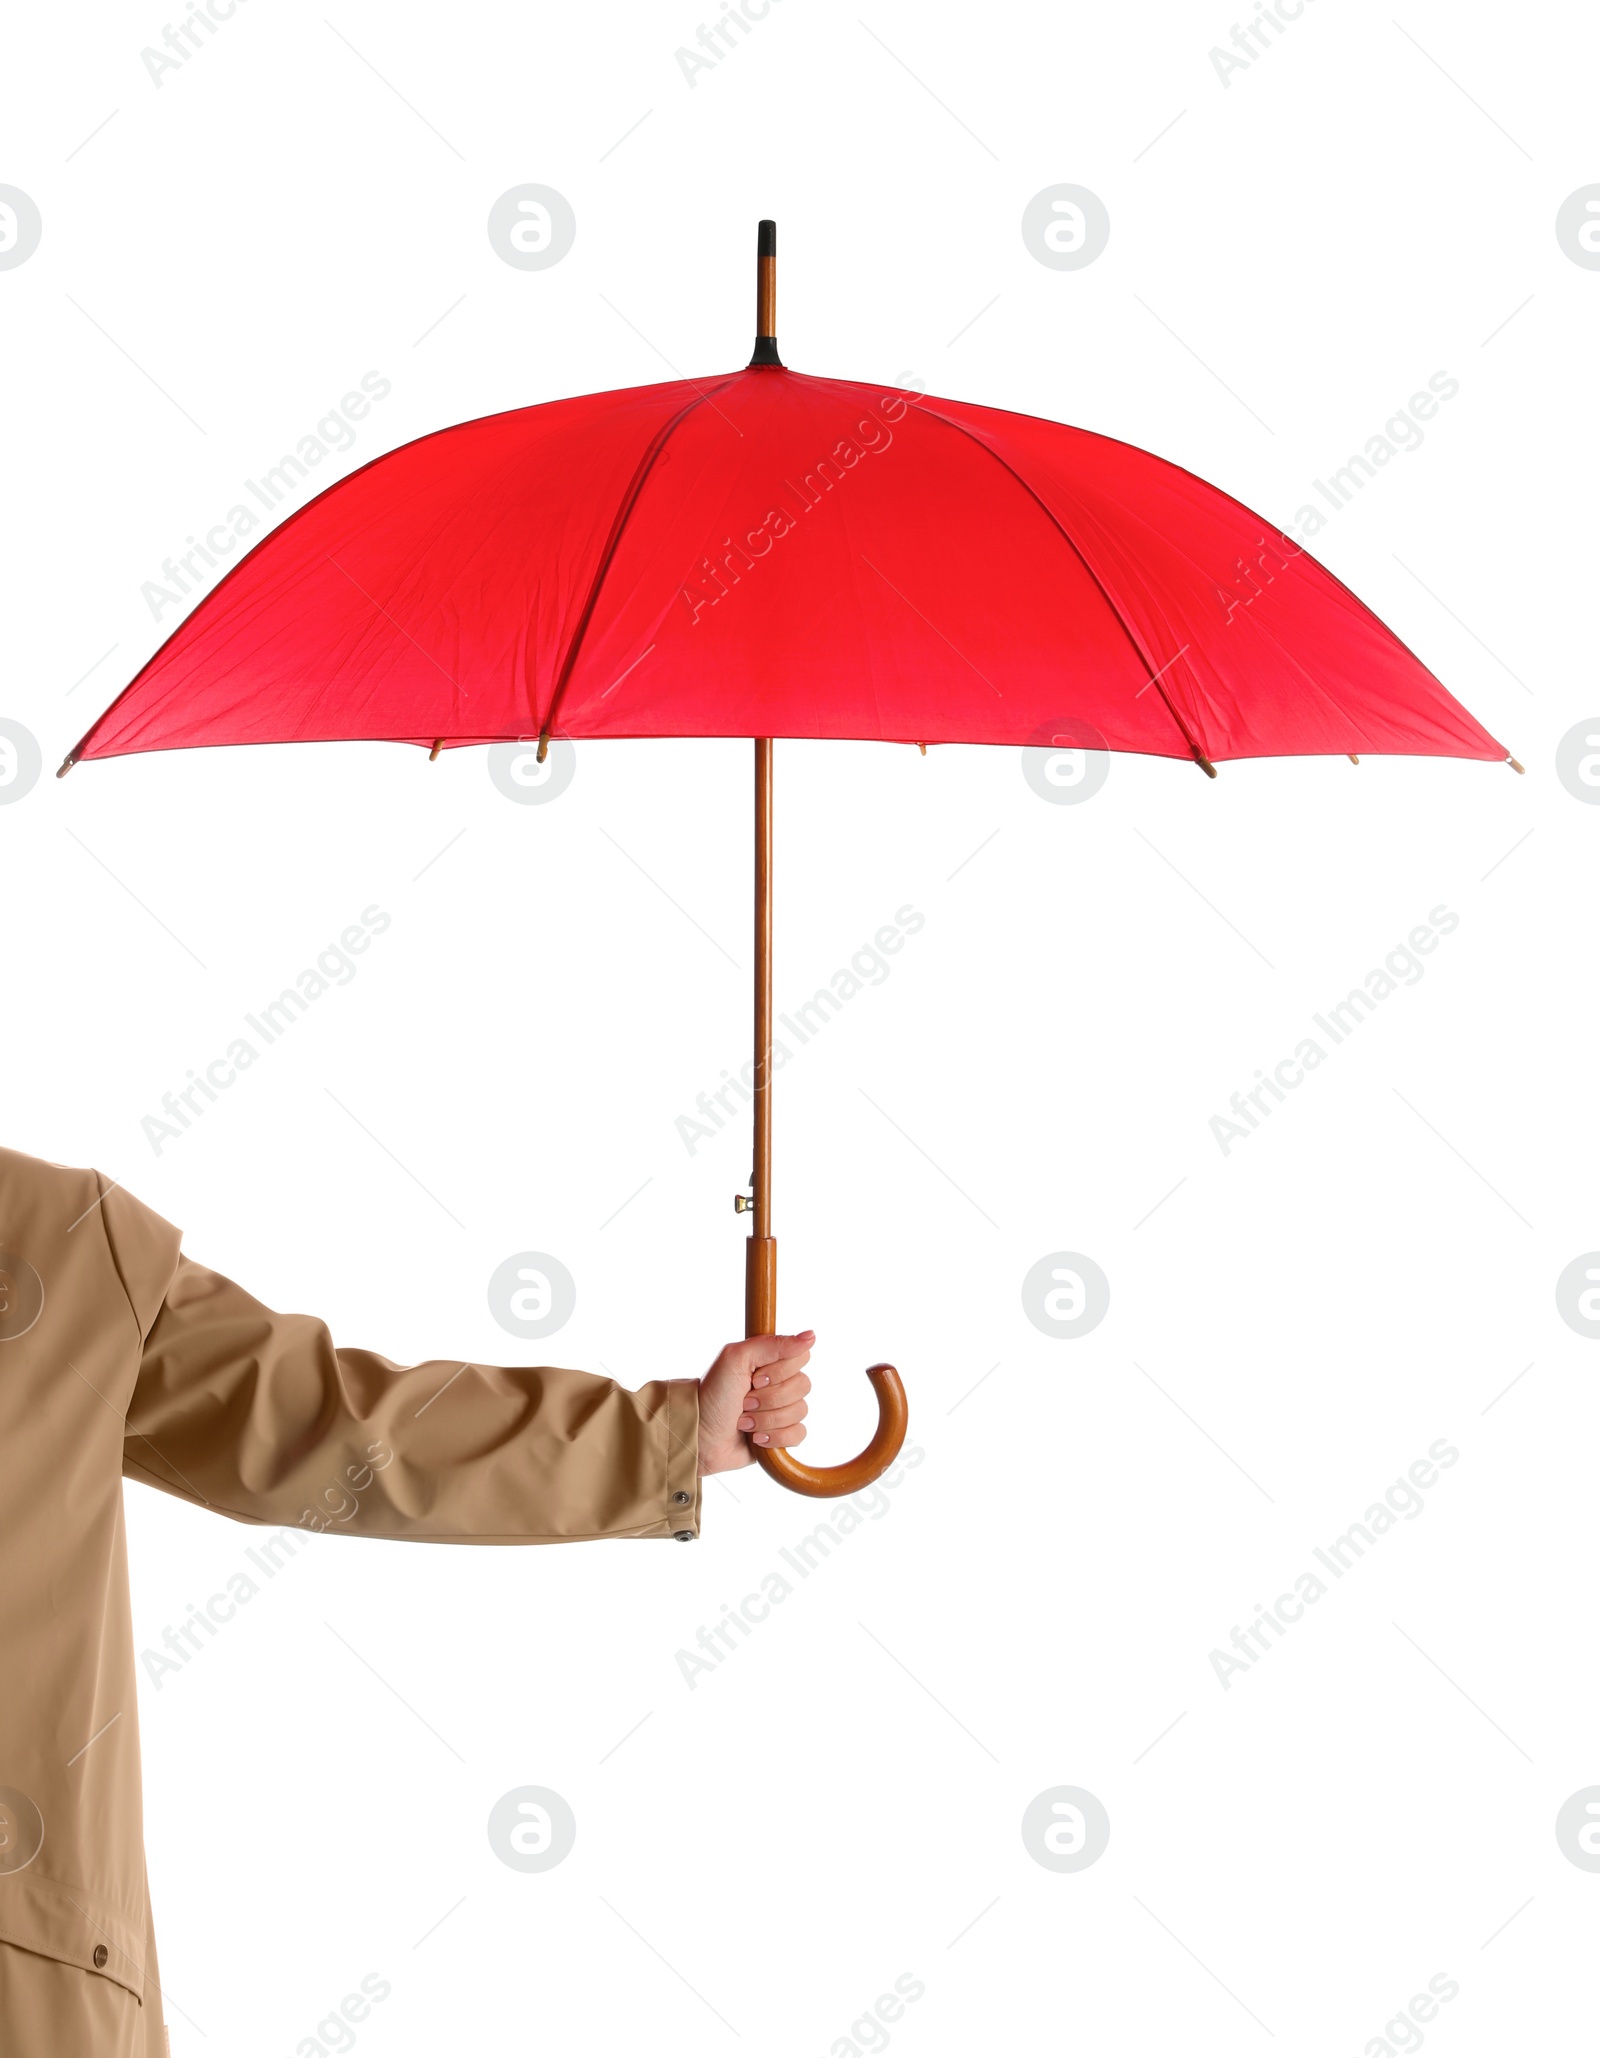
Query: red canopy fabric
xmin=72 ymin=367 xmax=1504 ymax=768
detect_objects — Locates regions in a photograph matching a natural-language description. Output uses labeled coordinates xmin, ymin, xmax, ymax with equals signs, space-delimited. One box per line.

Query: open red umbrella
xmin=63 ymin=222 xmax=1518 ymax=1495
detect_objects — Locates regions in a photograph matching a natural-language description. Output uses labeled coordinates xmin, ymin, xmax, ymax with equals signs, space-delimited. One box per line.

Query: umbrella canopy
xmin=67 ymin=345 xmax=1504 ymax=778
xmin=63 ymin=221 xmax=1514 ymax=1500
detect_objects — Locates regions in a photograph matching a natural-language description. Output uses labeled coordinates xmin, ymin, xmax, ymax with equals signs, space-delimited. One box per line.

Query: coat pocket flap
xmin=0 ymin=1870 xmax=145 ymax=2003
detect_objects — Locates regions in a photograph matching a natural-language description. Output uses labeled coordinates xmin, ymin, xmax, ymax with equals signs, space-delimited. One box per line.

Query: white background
xmin=4 ymin=1 xmax=1597 ymax=2051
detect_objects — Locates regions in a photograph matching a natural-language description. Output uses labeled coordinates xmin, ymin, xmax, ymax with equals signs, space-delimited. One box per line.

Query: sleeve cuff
xmin=664 ymin=1377 xmax=701 ymax=1539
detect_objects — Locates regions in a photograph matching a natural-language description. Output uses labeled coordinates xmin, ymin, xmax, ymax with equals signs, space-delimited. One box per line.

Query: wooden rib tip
xmin=56 ymin=755 xmax=76 ymax=778
xmin=917 ymin=741 xmax=927 ymax=755
xmin=1507 ymin=755 xmax=1525 ymax=775
xmin=536 ymin=730 xmax=550 ymax=764
xmin=1348 ymin=754 xmax=1360 ymax=764
xmin=1194 ymin=749 xmax=1218 ymax=779
xmin=428 ymin=739 xmax=444 ymax=761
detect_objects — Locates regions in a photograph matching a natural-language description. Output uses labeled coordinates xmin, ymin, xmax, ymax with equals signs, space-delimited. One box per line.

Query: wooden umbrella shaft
xmin=746 ymin=736 xmax=777 ymax=1333
xmin=739 ymin=224 xmax=907 ymax=1498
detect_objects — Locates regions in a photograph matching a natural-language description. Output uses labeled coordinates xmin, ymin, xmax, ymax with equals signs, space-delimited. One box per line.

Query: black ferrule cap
xmin=750 ymin=219 xmax=782 ymax=365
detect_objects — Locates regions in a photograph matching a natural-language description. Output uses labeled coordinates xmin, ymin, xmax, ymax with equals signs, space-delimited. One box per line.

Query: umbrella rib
xmin=539 ymin=374 xmax=743 ymax=744
xmin=911 ymin=396 xmax=1212 ymax=769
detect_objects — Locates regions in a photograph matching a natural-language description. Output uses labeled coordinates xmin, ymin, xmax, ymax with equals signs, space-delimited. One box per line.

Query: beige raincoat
xmin=0 ymin=1145 xmax=700 ymax=2055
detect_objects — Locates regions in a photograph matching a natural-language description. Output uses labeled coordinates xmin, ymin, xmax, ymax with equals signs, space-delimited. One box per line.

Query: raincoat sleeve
xmin=123 ymin=1254 xmax=701 ymax=1543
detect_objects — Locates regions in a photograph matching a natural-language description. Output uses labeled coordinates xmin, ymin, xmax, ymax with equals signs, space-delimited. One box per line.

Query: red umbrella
xmin=63 ymin=222 xmax=1518 ymax=1495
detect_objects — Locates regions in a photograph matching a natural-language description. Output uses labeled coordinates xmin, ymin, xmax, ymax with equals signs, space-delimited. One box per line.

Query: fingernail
xmin=753 ymin=1373 xmax=770 ymax=1388
xmin=738 ymin=1416 xmax=755 ymax=1432
xmin=754 ymin=1432 xmax=770 ymax=1446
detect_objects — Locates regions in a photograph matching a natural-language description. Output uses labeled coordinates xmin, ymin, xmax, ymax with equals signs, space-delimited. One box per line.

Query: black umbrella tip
xmin=750 ymin=220 xmax=782 ymax=366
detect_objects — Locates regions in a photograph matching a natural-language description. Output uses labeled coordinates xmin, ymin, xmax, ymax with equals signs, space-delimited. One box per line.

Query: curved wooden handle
xmin=754 ymin=1363 xmax=909 ymax=1499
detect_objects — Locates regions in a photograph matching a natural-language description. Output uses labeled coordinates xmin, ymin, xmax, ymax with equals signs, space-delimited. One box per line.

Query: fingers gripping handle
xmin=754 ymin=1361 xmax=909 ymax=1499
xmin=743 ymin=1201 xmax=909 ymax=1498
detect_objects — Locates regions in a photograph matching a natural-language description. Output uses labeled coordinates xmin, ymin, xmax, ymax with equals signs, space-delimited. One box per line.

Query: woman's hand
xmin=697 ymin=1330 xmax=814 ymax=1475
